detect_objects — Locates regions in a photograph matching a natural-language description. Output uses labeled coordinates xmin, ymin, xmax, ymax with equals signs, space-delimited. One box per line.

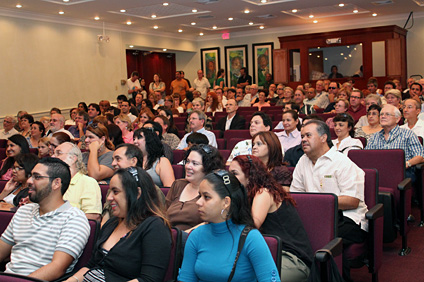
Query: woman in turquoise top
xmin=178 ymin=170 xmax=280 ymax=282
xmin=214 ymin=69 xmax=226 ymax=88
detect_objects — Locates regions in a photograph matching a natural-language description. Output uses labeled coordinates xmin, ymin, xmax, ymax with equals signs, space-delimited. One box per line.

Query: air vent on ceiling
xmin=256 ymin=14 xmax=276 ymax=19
xmin=197 ymin=14 xmax=215 ymax=19
xmin=371 ymin=0 xmax=394 ymax=5
xmin=195 ymin=0 xmax=220 ymax=4
xmin=414 ymin=0 xmax=424 ymax=6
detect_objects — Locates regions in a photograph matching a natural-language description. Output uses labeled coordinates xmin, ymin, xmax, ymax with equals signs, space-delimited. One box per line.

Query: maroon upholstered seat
xmin=163 ymin=228 xmax=182 ymax=282
xmin=263 ymin=235 xmax=282 ymax=276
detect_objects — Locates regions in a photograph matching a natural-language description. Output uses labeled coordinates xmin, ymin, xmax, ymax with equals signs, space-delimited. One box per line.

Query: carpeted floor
xmin=351 ymin=207 xmax=424 ymax=281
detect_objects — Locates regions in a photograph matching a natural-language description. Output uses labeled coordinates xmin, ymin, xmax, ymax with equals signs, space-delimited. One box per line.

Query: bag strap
xmin=227 ymin=225 xmax=253 ymax=282
xmin=339 ymin=145 xmax=363 ymax=153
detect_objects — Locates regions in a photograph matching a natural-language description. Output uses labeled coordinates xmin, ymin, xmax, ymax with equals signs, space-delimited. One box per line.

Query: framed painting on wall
xmin=200 ymin=47 xmax=220 ymax=86
xmin=225 ymin=45 xmax=248 ymax=88
xmin=252 ymin=42 xmax=274 ymax=88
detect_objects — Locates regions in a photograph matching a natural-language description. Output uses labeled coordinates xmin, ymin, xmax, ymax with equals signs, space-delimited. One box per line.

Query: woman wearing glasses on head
xmin=229 ymin=155 xmax=313 ymax=282
xmin=66 ymin=167 xmax=172 ymax=282
xmin=332 ymin=113 xmax=363 ymax=155
xmin=166 ymin=144 xmax=224 ymax=232
xmin=178 ymin=170 xmax=280 ymax=282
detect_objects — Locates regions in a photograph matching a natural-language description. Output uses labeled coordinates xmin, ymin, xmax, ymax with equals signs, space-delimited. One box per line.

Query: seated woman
xmin=133 ymin=108 xmax=155 ymax=130
xmin=166 ymin=144 xmax=224 ymax=231
xmin=0 ymin=135 xmax=30 ymax=180
xmin=385 ymin=89 xmax=402 ymax=109
xmin=326 ymin=98 xmax=350 ymax=129
xmin=106 ymin=124 xmax=124 ymax=148
xmin=355 ymin=104 xmax=382 ymax=141
xmin=178 ymin=170 xmax=280 ymax=282
xmin=230 ymin=155 xmax=313 ymax=282
xmin=82 ymin=123 xmax=115 ymax=183
xmin=275 ymin=110 xmax=301 ymax=152
xmin=49 ymin=132 xmax=71 ymax=155
xmin=253 ymin=90 xmax=271 ymax=111
xmin=172 ymin=93 xmax=185 ymax=113
xmin=19 ymin=114 xmax=34 ymax=138
xmin=252 ymin=131 xmax=292 ymax=190
xmin=27 ymin=121 xmax=45 ymax=149
xmin=113 ymin=114 xmax=133 ymax=144
xmin=157 ymin=108 xmax=179 ymax=136
xmin=133 ymin=127 xmax=175 ymax=187
xmin=205 ymin=92 xmax=223 ymax=116
xmin=332 ymin=113 xmax=363 ymax=155
xmin=0 ymin=153 xmax=39 ymax=211
xmin=38 ymin=137 xmax=50 ymax=158
xmin=67 ymin=167 xmax=172 ymax=282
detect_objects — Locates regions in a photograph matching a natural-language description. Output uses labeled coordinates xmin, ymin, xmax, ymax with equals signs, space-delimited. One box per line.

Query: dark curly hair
xmin=133 ymin=127 xmax=164 ymax=170
xmin=232 ymin=155 xmax=295 ymax=206
xmin=184 ymin=144 xmax=224 ymax=174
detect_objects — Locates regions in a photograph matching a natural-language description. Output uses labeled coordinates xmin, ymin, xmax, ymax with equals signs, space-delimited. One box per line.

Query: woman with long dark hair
xmin=0 ymin=135 xmax=30 ymax=180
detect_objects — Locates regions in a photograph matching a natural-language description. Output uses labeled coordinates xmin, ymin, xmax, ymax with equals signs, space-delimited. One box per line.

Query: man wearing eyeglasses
xmin=52 ymin=142 xmax=102 ymax=221
xmin=401 ymin=99 xmax=424 ymax=139
xmin=48 ymin=113 xmax=74 ymax=139
xmin=177 ymin=110 xmax=217 ymax=150
xmin=0 ymin=116 xmax=18 ymax=139
xmin=347 ymin=90 xmax=367 ymax=123
xmin=0 ymin=157 xmax=90 ymax=281
xmin=312 ymin=80 xmax=330 ymax=111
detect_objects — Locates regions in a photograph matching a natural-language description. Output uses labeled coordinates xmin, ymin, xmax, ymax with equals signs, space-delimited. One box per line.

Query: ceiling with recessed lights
xmin=1 ymin=0 xmax=421 ymax=37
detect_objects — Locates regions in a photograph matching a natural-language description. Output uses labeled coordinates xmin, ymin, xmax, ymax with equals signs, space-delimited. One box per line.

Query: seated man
xmin=49 ymin=113 xmax=74 ymax=139
xmin=216 ymin=99 xmax=246 ymax=136
xmin=177 ymin=110 xmax=217 ymax=150
xmin=68 ymin=110 xmax=88 ymax=140
xmin=366 ymin=104 xmax=424 ymax=182
xmin=290 ymin=120 xmax=368 ymax=281
xmin=347 ymin=89 xmax=367 ymax=123
xmin=401 ymin=99 xmax=424 ymax=138
xmin=52 ymin=142 xmax=102 ymax=221
xmin=0 ymin=157 xmax=90 ymax=281
xmin=235 ymin=87 xmax=251 ymax=107
xmin=0 ymin=116 xmax=18 ymax=139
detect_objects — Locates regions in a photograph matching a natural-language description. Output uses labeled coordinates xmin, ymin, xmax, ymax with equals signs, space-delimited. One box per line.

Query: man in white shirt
xmin=177 ymin=110 xmax=217 ymax=150
xmin=126 ymin=71 xmax=141 ymax=99
xmin=236 ymin=87 xmax=251 ymax=107
xmin=0 ymin=116 xmax=19 ymax=139
xmin=120 ymin=101 xmax=136 ymax=123
xmin=49 ymin=114 xmax=74 ymax=139
xmin=313 ymin=80 xmax=330 ymax=110
xmin=193 ymin=69 xmax=210 ymax=99
xmin=401 ymin=99 xmax=424 ymax=138
xmin=290 ymin=119 xmax=368 ymax=281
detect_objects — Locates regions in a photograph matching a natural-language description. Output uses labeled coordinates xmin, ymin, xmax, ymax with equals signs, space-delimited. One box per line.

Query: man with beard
xmin=0 ymin=158 xmax=90 ymax=281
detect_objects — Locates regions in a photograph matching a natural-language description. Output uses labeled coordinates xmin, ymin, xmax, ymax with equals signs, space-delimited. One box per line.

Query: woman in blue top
xmin=178 ymin=170 xmax=280 ymax=282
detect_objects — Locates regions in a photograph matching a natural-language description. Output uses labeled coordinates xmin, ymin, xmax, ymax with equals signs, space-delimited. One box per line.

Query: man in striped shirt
xmin=0 ymin=157 xmax=90 ymax=281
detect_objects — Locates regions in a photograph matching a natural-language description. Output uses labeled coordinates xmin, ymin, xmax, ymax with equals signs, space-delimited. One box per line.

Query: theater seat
xmin=163 ymin=228 xmax=182 ymax=282
xmin=99 ymin=184 xmax=109 ymax=205
xmin=263 ymin=235 xmax=282 ymax=276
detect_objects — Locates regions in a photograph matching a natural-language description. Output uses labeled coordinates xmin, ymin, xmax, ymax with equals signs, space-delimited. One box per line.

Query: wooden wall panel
xmin=273 ymin=49 xmax=288 ymax=84
xmin=386 ymin=38 xmax=402 ymax=77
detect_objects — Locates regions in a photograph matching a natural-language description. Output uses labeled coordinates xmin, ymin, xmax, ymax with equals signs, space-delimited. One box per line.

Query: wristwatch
xmin=406 ymin=161 xmax=411 ymax=168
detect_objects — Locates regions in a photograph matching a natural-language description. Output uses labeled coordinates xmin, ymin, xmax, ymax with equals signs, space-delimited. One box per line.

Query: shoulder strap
xmin=227 ymin=225 xmax=253 ymax=282
xmin=339 ymin=145 xmax=363 ymax=153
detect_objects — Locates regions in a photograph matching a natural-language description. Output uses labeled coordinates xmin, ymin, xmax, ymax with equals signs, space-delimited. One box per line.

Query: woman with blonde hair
xmin=114 ymin=114 xmax=133 ymax=144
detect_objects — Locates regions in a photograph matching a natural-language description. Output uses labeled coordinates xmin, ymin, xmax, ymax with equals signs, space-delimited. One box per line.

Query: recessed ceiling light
xmin=344 ymin=57 xmax=347 ymax=60
xmin=313 ymin=20 xmax=318 ymax=23
xmin=325 ymin=58 xmax=328 ymax=60
xmin=191 ymin=22 xmax=196 ymax=25
xmin=228 ymin=17 xmax=233 ymax=20
xmin=163 ymin=2 xmax=169 ymax=6
xmin=178 ymin=29 xmax=183 ymax=32
xmin=129 ymin=45 xmax=134 ymax=48
xmin=199 ymin=32 xmax=204 ymax=36
xmin=249 ymin=22 xmax=254 ymax=25
xmin=261 ymin=0 xmax=267 ymax=3
xmin=120 ymin=9 xmax=126 ymax=13
xmin=63 ymin=0 xmax=69 ymax=2
xmin=127 ymin=21 xmax=132 ymax=25
xmin=340 ymin=53 xmax=344 ymax=55
xmin=212 ymin=26 xmax=217 ymax=29
xmin=339 ymin=3 xmax=345 ymax=7
xmin=309 ymin=53 xmax=312 ymax=56
xmin=244 ymin=9 xmax=250 ymax=14
xmin=16 ymin=4 xmax=22 ymax=8
xmin=309 ymin=15 xmax=314 ymax=18
xmin=192 ymin=9 xmax=198 ymax=13
xmin=372 ymin=13 xmax=377 ymax=16
xmin=153 ymin=25 xmax=158 ymax=29
xmin=317 ymin=47 xmax=320 ymax=49
xmin=353 ymin=9 xmax=358 ymax=13
xmin=151 ymin=14 xmax=156 ymax=18
xmin=349 ymin=54 xmax=352 ymax=57
xmin=163 ymin=48 xmax=167 ymax=51
xmin=59 ymin=11 xmax=64 ymax=15
xmin=94 ymin=16 xmax=100 ymax=20
xmin=291 ymin=9 xmax=298 ymax=13
xmin=259 ymin=26 xmax=264 ymax=29
xmin=317 ymin=55 xmax=320 ymax=58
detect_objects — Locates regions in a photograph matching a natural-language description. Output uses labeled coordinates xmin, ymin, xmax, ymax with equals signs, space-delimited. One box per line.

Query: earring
xmin=221 ymin=209 xmax=225 ymax=215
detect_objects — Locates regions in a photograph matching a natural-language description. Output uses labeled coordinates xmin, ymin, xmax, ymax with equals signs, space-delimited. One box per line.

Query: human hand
xmin=3 ymin=179 xmax=18 ymax=194
xmin=88 ymin=140 xmax=101 ymax=153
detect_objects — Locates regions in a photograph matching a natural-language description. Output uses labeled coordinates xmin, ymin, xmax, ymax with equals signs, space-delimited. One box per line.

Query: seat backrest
xmin=160 ymin=187 xmax=170 ymax=196
xmin=363 ymin=168 xmax=379 ymax=208
xmin=99 ymin=184 xmax=109 ymax=205
xmin=163 ymin=227 xmax=182 ymax=282
xmin=216 ymin=138 xmax=226 ymax=150
xmin=0 ymin=211 xmax=15 ymax=235
xmin=218 ymin=150 xmax=231 ymax=162
xmin=172 ymin=164 xmax=184 ymax=180
xmin=0 ymin=148 xmax=6 ymax=162
xmin=0 ymin=139 xmax=7 ymax=148
xmin=263 ymin=235 xmax=282 ymax=275
xmin=291 ymin=193 xmax=338 ymax=252
xmin=223 ymin=130 xmax=251 ymax=141
xmin=172 ymin=150 xmax=186 ymax=164
xmin=0 ymin=180 xmax=7 ymax=193
xmin=211 ymin=130 xmax=220 ymax=140
xmin=73 ymin=220 xmax=99 ymax=271
xmin=227 ymin=138 xmax=246 ymax=151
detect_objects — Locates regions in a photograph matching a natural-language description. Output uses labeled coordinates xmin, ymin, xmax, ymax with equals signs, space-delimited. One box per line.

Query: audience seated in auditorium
xmin=324 ymin=82 xmax=342 ymax=112
xmin=216 ymin=99 xmax=246 ymax=135
xmin=249 ymin=84 xmax=260 ymax=105
xmin=385 ymin=89 xmax=402 ymax=110
xmin=205 ymin=91 xmax=223 ymax=115
xmin=354 ymin=104 xmax=382 ymax=141
xmin=401 ymin=99 xmax=424 ymax=138
xmin=133 ymin=108 xmax=155 ymax=130
xmin=27 ymin=121 xmax=45 ymax=149
xmin=154 ymin=115 xmax=180 ymax=150
xmin=149 ymin=73 xmax=166 ymax=97
xmin=19 ymin=114 xmax=34 ymax=138
xmin=0 ymin=157 xmax=90 ymax=281
xmin=326 ymin=99 xmax=349 ymax=129
xmin=113 ymin=114 xmax=134 ymax=144
xmin=293 ymin=88 xmax=315 ymax=115
xmin=157 ymin=108 xmax=180 ymax=136
xmin=87 ymin=103 xmax=101 ymax=124
xmin=52 ymin=142 xmax=102 ymax=221
xmin=347 ymin=89 xmax=367 ymax=123
xmin=0 ymin=135 xmax=30 ymax=180
xmin=99 ymin=100 xmax=111 ymax=116
xmin=68 ymin=167 xmax=171 ymax=282
xmin=38 ymin=137 xmax=50 ymax=158
xmin=120 ymin=100 xmax=137 ymax=123
xmin=253 ymin=90 xmax=271 ymax=110
xmin=355 ymin=94 xmax=382 ymax=128
xmin=275 ymin=110 xmax=302 ymax=153
xmin=230 ymin=155 xmax=313 ymax=281
xmin=312 ymin=80 xmax=330 ymax=111
xmin=332 ymin=113 xmax=363 ymax=155
xmin=235 ymin=87 xmax=251 ymax=107
xmin=179 ymin=169 xmax=280 ymax=282
xmin=49 ymin=132 xmax=71 ymax=156
xmin=68 ymin=110 xmax=88 ymax=140
xmin=48 ymin=113 xmax=73 ymax=139
xmin=166 ymin=145 xmax=224 ymax=231
xmin=177 ymin=110 xmax=217 ymax=150
xmin=0 ymin=116 xmax=18 ymax=140
xmin=290 ymin=120 xmax=368 ymax=281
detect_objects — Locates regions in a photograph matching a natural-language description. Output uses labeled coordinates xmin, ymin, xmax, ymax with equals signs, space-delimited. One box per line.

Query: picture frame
xmin=224 ymin=45 xmax=248 ymax=88
xmin=200 ymin=47 xmax=220 ymax=87
xmin=252 ymin=42 xmax=274 ymax=88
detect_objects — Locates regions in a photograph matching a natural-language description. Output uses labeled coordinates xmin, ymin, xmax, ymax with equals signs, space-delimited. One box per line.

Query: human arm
xmin=251 ymin=189 xmax=273 ymax=228
xmin=158 ymin=157 xmax=176 ymax=187
xmin=407 ymin=155 xmax=424 ymax=167
xmin=28 ymin=251 xmax=74 ymax=281
xmin=338 ymin=196 xmax=360 ymax=210
xmin=219 ymin=80 xmax=224 ymax=88
xmin=177 ymin=229 xmax=199 ymax=282
xmin=0 ymin=179 xmax=18 ymax=201
xmin=86 ymin=142 xmax=114 ymax=181
xmin=0 ymin=240 xmax=12 ymax=262
xmin=63 ymin=267 xmax=90 ymax=282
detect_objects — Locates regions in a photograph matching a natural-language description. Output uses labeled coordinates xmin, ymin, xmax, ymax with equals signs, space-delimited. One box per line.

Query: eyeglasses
xmin=328 ymin=87 xmax=337 ymax=90
xmin=367 ymin=112 xmax=379 ymax=116
xmin=30 ymin=173 xmax=54 ymax=181
xmin=380 ymin=112 xmax=395 ymax=117
xmin=127 ymin=167 xmax=139 ymax=182
xmin=12 ymin=166 xmax=24 ymax=172
xmin=350 ymin=96 xmax=361 ymax=99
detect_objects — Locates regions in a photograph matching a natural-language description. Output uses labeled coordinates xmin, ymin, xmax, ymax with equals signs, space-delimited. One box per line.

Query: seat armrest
xmin=366 ymin=203 xmax=384 ymax=220
xmin=315 ymin=237 xmax=343 ymax=262
xmin=398 ymin=178 xmax=412 ymax=191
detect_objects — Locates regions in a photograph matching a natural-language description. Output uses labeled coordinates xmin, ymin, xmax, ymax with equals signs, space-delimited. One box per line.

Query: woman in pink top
xmin=253 ymin=90 xmax=270 ymax=111
xmin=114 ymin=114 xmax=134 ymax=144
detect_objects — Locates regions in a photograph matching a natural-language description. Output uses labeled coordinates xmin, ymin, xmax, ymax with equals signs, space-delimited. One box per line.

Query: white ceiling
xmin=0 ymin=0 xmax=421 ymax=37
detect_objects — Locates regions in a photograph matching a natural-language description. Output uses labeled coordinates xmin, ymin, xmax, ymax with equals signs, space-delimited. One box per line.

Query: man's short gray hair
xmin=64 ymin=142 xmax=87 ymax=174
